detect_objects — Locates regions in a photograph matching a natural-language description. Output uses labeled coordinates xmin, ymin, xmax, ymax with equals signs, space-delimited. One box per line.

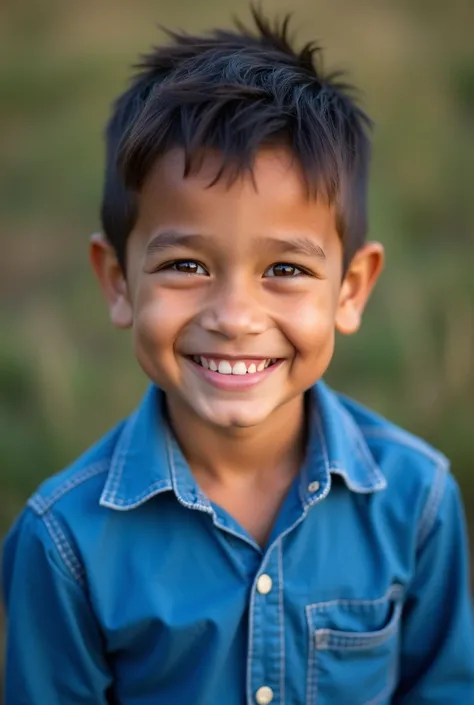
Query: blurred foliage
xmin=0 ymin=0 xmax=473 ymax=693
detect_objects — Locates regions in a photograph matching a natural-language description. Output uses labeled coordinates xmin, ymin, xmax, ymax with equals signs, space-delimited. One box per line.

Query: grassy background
xmin=1 ymin=0 xmax=473 ymax=693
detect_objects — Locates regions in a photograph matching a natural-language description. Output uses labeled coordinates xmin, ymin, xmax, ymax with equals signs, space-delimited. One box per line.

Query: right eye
xmin=165 ymin=260 xmax=208 ymax=275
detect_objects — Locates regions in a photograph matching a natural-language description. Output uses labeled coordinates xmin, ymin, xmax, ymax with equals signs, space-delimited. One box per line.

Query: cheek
xmin=131 ymin=289 xmax=189 ymax=361
xmin=278 ymin=288 xmax=338 ymax=356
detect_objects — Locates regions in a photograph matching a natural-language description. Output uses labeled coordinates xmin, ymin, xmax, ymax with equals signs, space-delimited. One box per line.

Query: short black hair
xmin=101 ymin=7 xmax=373 ymax=273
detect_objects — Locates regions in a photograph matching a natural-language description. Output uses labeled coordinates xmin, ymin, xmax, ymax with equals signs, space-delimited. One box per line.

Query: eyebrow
xmin=146 ymin=230 xmax=326 ymax=260
xmin=262 ymin=236 xmax=326 ymax=260
xmin=146 ymin=231 xmax=207 ymax=253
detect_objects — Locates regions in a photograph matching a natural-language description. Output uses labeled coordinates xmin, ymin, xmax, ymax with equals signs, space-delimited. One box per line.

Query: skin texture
xmin=91 ymin=147 xmax=383 ymax=542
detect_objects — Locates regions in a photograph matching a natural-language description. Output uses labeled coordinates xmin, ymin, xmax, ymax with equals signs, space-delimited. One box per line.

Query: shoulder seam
xmin=28 ymin=460 xmax=109 ymax=515
xmin=361 ymin=423 xmax=451 ymax=550
xmin=359 ymin=425 xmax=447 ymax=465
xmin=38 ymin=509 xmax=86 ymax=587
xmin=416 ymin=458 xmax=450 ymax=550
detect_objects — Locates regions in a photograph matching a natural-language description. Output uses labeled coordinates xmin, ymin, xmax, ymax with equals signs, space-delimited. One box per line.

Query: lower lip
xmin=185 ymin=358 xmax=283 ymax=390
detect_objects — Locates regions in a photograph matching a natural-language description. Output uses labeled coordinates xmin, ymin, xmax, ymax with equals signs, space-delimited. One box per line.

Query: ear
xmin=335 ymin=242 xmax=384 ymax=335
xmin=89 ymin=233 xmax=133 ymax=329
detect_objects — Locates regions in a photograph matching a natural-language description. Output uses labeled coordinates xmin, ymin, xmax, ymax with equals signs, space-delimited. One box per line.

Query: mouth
xmin=188 ymin=355 xmax=280 ymax=376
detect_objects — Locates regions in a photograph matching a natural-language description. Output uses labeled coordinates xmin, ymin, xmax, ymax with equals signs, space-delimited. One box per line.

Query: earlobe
xmin=89 ymin=233 xmax=133 ymax=329
xmin=335 ymin=299 xmax=362 ymax=336
xmin=335 ymin=242 xmax=384 ymax=336
xmin=110 ymin=294 xmax=134 ymax=329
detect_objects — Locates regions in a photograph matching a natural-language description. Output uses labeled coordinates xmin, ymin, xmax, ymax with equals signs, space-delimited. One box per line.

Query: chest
xmin=88 ymin=488 xmax=412 ymax=705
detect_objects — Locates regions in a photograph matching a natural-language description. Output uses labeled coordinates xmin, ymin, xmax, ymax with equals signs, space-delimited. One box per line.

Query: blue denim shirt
xmin=2 ymin=381 xmax=474 ymax=704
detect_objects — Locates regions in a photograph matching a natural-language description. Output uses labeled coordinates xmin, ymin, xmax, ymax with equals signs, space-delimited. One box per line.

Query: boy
xmin=2 ymin=9 xmax=474 ymax=704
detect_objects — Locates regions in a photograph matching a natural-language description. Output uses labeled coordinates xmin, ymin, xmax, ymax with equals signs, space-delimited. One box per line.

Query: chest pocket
xmin=305 ymin=584 xmax=403 ymax=705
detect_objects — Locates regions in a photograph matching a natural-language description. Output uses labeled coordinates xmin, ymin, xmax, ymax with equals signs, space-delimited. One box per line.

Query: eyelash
xmin=166 ymin=260 xmax=207 ymax=275
xmin=160 ymin=260 xmax=310 ymax=278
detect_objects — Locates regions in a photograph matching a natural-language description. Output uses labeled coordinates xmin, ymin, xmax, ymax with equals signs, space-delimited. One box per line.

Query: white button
xmin=255 ymin=685 xmax=274 ymax=704
xmin=256 ymin=574 xmax=273 ymax=595
xmin=308 ymin=480 xmax=320 ymax=493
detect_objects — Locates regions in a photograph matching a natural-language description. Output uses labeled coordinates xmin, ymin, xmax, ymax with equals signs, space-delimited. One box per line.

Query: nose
xmin=199 ymin=277 xmax=267 ymax=340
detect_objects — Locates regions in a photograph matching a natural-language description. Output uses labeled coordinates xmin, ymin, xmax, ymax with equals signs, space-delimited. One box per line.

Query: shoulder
xmin=342 ymin=392 xmax=444 ymax=458
xmin=336 ymin=389 xmax=449 ymax=472
xmin=28 ymin=420 xmax=127 ymax=518
xmin=2 ymin=420 xmax=128 ymax=589
xmin=334 ymin=389 xmax=453 ymax=545
xmin=3 ymin=384 xmax=172 ymax=587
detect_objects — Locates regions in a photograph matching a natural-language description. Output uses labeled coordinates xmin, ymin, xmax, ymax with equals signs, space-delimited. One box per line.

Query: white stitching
xmin=99 ymin=479 xmax=172 ymax=509
xmin=167 ymin=432 xmax=212 ymax=513
xmin=246 ymin=577 xmax=257 ymax=704
xmin=313 ymin=600 xmax=402 ymax=651
xmin=278 ymin=540 xmax=285 ymax=705
xmin=330 ymin=467 xmax=386 ymax=493
xmin=41 ymin=511 xmax=85 ymax=587
xmin=360 ymin=426 xmax=447 ymax=465
xmin=312 ymin=393 xmax=386 ymax=494
xmin=306 ymin=583 xmax=404 ymax=613
xmin=103 ymin=409 xmax=139 ymax=503
xmin=28 ymin=461 xmax=109 ymax=514
xmin=339 ymin=407 xmax=382 ymax=485
xmin=245 ymin=547 xmax=278 ymax=703
xmin=417 ymin=459 xmax=449 ymax=550
xmin=306 ymin=589 xmax=402 ymax=703
xmin=305 ymin=602 xmax=316 ymax=705
xmin=166 ymin=427 xmax=264 ymax=550
xmin=313 ymin=406 xmax=331 ymax=475
xmin=28 ymin=494 xmax=45 ymax=514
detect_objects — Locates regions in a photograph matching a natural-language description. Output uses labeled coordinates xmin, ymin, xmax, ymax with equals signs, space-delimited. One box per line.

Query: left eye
xmin=264 ymin=263 xmax=304 ymax=277
xmin=169 ymin=260 xmax=208 ymax=275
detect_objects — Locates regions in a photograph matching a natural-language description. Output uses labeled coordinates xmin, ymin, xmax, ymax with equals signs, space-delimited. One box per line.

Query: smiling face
xmin=91 ymin=147 xmax=383 ymax=430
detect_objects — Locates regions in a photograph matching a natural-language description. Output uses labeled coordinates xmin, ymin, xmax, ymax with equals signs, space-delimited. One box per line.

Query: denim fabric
xmin=2 ymin=380 xmax=474 ymax=704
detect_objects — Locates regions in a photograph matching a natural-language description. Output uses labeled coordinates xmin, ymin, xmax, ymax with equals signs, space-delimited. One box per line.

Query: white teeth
xmin=194 ymin=356 xmax=277 ymax=374
xmin=218 ymin=360 xmax=233 ymax=375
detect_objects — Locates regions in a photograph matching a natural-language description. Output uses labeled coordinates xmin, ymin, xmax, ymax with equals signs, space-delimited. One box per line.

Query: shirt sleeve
xmin=1 ymin=507 xmax=113 ymax=704
xmin=394 ymin=471 xmax=474 ymax=703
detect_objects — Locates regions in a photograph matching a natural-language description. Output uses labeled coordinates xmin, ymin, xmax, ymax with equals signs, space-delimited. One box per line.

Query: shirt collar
xmin=99 ymin=385 xmax=173 ymax=510
xmin=298 ymin=381 xmax=387 ymax=507
xmin=100 ymin=380 xmax=386 ymax=511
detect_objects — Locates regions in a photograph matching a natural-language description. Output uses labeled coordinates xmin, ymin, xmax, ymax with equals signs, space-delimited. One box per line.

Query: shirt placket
xmin=246 ymin=540 xmax=285 ymax=705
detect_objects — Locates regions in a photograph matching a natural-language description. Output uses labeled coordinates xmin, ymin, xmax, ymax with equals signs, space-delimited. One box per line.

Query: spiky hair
xmin=101 ymin=7 xmax=373 ymax=271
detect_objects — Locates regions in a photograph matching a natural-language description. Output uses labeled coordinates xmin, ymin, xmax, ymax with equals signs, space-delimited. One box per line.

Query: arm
xmin=2 ymin=508 xmax=112 ymax=704
xmin=394 ymin=472 xmax=474 ymax=703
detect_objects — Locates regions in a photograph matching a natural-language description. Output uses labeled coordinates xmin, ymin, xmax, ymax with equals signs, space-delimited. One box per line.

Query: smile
xmin=191 ymin=356 xmax=278 ymax=376
xmin=186 ymin=355 xmax=283 ymax=390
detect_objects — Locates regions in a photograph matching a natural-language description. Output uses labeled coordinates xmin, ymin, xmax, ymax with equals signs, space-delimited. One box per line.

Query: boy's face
xmin=92 ymin=147 xmax=383 ymax=430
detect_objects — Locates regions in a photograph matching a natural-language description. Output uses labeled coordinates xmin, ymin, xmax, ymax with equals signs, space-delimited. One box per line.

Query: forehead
xmin=134 ymin=147 xmax=340 ymax=250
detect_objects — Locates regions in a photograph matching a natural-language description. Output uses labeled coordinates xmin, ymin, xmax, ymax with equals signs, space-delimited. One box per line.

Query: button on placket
xmin=247 ymin=546 xmax=283 ymax=705
xmin=256 ymin=573 xmax=272 ymax=595
xmin=255 ymin=685 xmax=274 ymax=704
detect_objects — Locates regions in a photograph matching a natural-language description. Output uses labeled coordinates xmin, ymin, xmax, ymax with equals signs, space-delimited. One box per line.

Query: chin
xmin=198 ymin=401 xmax=274 ymax=430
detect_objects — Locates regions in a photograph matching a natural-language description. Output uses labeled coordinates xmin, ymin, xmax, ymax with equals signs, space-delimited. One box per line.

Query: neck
xmin=165 ymin=394 xmax=306 ymax=484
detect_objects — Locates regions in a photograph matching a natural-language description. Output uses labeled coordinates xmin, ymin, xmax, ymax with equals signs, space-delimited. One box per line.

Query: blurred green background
xmin=0 ymin=0 xmax=473 ymax=692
